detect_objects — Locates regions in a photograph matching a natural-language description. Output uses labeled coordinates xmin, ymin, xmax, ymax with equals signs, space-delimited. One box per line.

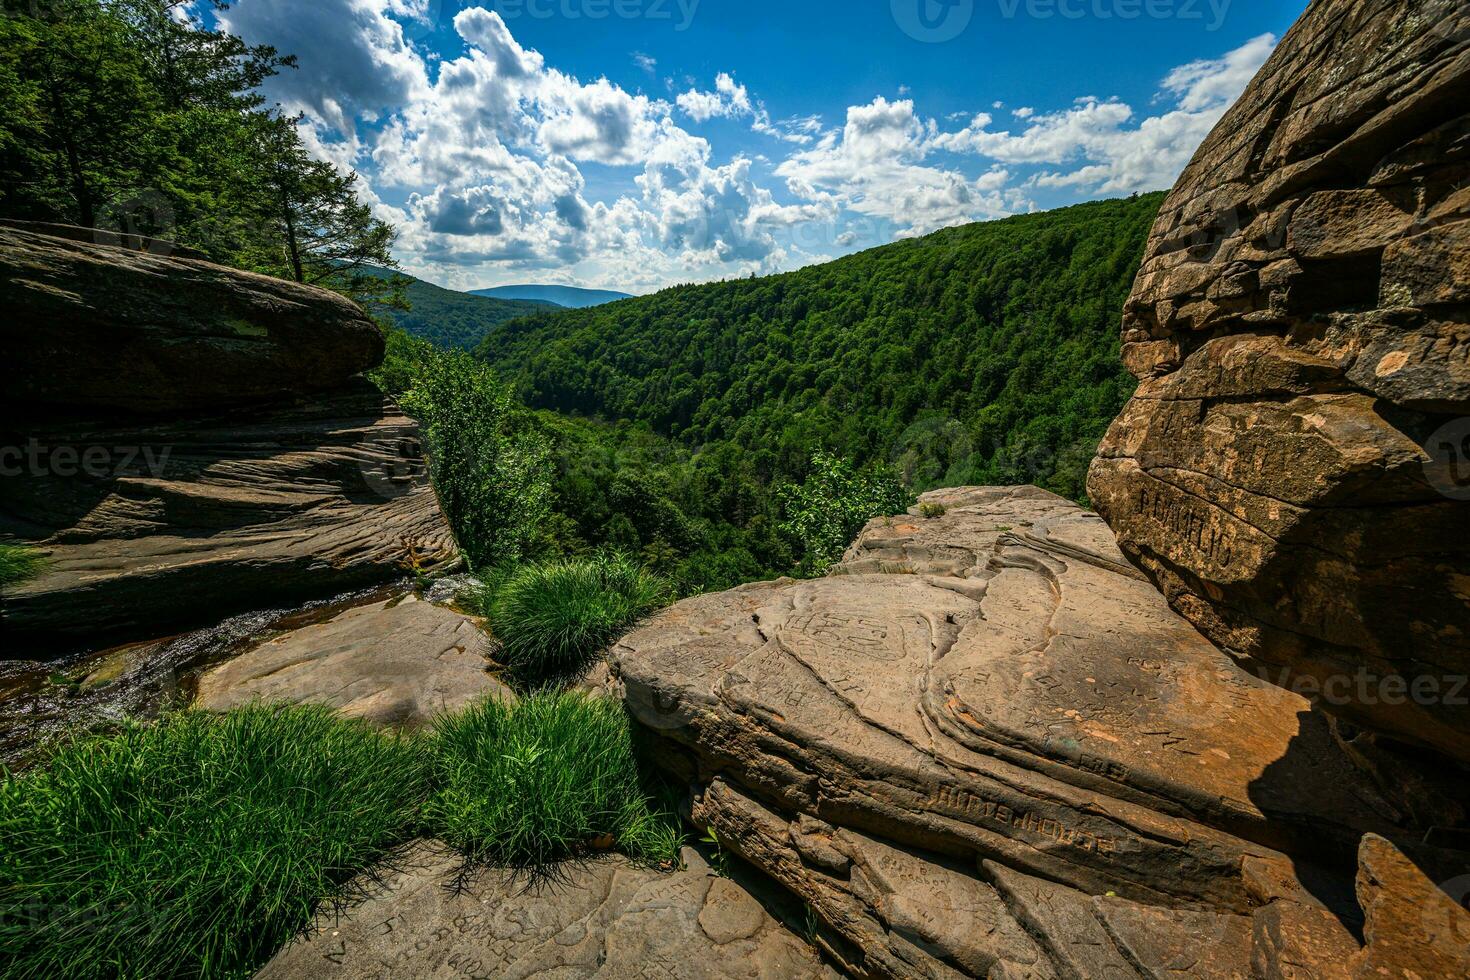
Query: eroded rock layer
xmin=1086 ymin=0 xmax=1470 ymax=763
xmin=0 ymin=227 xmax=454 ymax=655
xmin=612 ymin=488 xmax=1465 ymax=977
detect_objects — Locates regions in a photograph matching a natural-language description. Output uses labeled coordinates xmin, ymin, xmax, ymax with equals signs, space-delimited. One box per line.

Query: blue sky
xmin=209 ymin=0 xmax=1305 ymax=293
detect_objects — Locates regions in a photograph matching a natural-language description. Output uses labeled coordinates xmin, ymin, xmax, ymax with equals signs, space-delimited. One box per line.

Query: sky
xmin=206 ymin=0 xmax=1306 ymax=294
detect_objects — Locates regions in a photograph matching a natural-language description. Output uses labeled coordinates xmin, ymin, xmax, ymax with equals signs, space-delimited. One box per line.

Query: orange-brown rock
xmin=1088 ymin=0 xmax=1470 ymax=764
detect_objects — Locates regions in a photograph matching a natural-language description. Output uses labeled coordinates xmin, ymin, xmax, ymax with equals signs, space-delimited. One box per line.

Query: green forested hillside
xmin=382 ymin=270 xmax=556 ymax=349
xmin=478 ymin=193 xmax=1163 ymax=502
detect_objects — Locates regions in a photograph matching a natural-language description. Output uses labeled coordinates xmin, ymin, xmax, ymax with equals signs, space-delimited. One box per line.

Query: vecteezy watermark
xmin=894 ymin=0 xmax=1232 ymax=41
xmin=1254 ymin=665 xmax=1469 ymax=709
xmin=997 ymin=0 xmax=1231 ymax=30
xmin=892 ymin=0 xmax=975 ymax=42
xmin=490 ymin=0 xmax=700 ymax=29
xmin=0 ymin=441 xmax=172 ymax=479
xmin=1424 ymin=417 xmax=1470 ymax=501
xmin=357 ymin=436 xmax=429 ymax=501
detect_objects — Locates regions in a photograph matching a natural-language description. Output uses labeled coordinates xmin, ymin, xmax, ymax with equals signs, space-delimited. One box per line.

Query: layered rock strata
xmin=613 ymin=487 xmax=1467 ymax=977
xmin=0 ymin=225 xmax=454 ymax=654
xmin=1086 ymin=0 xmax=1470 ymax=765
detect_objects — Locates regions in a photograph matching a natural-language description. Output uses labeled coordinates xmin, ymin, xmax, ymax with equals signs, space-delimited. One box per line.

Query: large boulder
xmin=0 ymin=223 xmax=384 ymax=415
xmin=1086 ymin=0 xmax=1470 ymax=763
xmin=612 ymin=488 xmax=1421 ymax=977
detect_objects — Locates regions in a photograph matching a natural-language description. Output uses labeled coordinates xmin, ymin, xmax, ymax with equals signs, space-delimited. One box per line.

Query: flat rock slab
xmin=196 ymin=594 xmax=509 ymax=728
xmin=616 ymin=487 xmax=1398 ymax=914
xmin=257 ymin=841 xmax=836 ymax=979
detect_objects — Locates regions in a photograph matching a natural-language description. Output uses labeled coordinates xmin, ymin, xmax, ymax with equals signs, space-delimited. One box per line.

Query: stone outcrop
xmin=257 ymin=841 xmax=836 ymax=979
xmin=0 ymin=223 xmax=383 ymax=414
xmin=0 ymin=226 xmax=455 ymax=655
xmin=195 ymin=594 xmax=510 ymax=729
xmin=1085 ymin=0 xmax=1470 ymax=764
xmin=611 ymin=487 xmax=1469 ymax=978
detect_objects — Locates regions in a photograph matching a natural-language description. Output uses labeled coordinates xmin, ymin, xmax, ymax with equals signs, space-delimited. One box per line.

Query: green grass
xmin=0 ymin=544 xmax=45 ymax=588
xmin=0 ymin=705 xmax=425 ymax=980
xmin=425 ymin=691 xmax=682 ymax=870
xmin=487 ymin=554 xmax=669 ymax=684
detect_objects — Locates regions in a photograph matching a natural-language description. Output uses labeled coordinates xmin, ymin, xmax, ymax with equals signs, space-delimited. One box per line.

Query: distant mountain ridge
xmin=362 ymin=267 xmax=557 ymax=350
xmin=470 ymin=284 xmax=633 ymax=308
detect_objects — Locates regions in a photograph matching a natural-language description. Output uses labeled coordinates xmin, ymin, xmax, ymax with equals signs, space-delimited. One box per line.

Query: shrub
xmin=0 ymin=544 xmax=45 ymax=589
xmin=488 ymin=554 xmax=669 ymax=684
xmin=424 ymin=691 xmax=681 ymax=869
xmin=778 ymin=452 xmax=913 ymax=576
xmin=0 ymin=705 xmax=424 ymax=979
xmin=918 ymin=501 xmax=946 ymax=519
xmin=399 ymin=346 xmax=554 ymax=569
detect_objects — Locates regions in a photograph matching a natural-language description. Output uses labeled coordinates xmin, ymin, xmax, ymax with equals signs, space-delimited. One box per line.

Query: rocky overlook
xmin=0 ymin=223 xmax=457 ymax=654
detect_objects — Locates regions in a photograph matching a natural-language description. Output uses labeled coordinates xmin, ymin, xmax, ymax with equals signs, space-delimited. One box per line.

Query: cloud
xmin=932 ymin=33 xmax=1277 ymax=194
xmin=678 ymin=73 xmax=817 ymax=144
xmin=221 ymin=0 xmax=429 ymax=133
xmin=777 ymin=97 xmax=1024 ymax=236
xmin=633 ymin=52 xmax=657 ymax=73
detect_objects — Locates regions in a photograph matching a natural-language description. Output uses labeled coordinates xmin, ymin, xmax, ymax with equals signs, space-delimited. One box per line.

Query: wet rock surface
xmin=1085 ymin=0 xmax=1470 ymax=763
xmin=195 ymin=594 xmax=510 ymax=729
xmin=256 ymin=841 xmax=836 ymax=979
xmin=613 ymin=487 xmax=1469 ymax=978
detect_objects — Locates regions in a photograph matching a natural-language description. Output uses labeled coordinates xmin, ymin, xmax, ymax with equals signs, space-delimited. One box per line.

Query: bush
xmin=0 ymin=705 xmax=424 ymax=979
xmin=424 ymin=691 xmax=681 ymax=869
xmin=399 ymin=346 xmax=554 ymax=569
xmin=778 ymin=452 xmax=913 ymax=576
xmin=918 ymin=502 xmax=946 ymax=519
xmin=0 ymin=544 xmax=44 ymax=588
xmin=488 ymin=554 xmax=669 ymax=684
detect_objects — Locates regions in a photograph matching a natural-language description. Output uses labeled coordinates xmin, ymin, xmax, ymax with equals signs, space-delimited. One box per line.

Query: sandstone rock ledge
xmin=612 ymin=487 xmax=1468 ymax=978
xmin=195 ymin=594 xmax=512 ymax=729
xmin=257 ymin=841 xmax=837 ymax=979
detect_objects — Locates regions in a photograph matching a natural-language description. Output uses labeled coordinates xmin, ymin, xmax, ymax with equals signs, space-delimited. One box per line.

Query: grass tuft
xmin=487 ymin=554 xmax=669 ymax=684
xmin=0 ymin=544 xmax=45 ymax=589
xmin=0 ymin=705 xmax=425 ymax=979
xmin=425 ymin=691 xmax=682 ymax=870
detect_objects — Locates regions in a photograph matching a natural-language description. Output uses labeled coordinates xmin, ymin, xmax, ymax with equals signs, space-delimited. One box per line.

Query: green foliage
xmin=486 ymin=554 xmax=669 ymax=685
xmin=0 ymin=0 xmax=401 ymax=308
xmin=527 ymin=412 xmax=793 ymax=595
xmin=479 ymin=195 xmax=1161 ymax=504
xmin=424 ymin=691 xmax=682 ymax=869
xmin=0 ymin=705 xmax=424 ymax=979
xmin=0 ymin=544 xmax=45 ymax=588
xmin=918 ymin=501 xmax=946 ymax=519
xmin=398 ymin=345 xmax=554 ymax=569
xmin=777 ymin=452 xmax=912 ymax=575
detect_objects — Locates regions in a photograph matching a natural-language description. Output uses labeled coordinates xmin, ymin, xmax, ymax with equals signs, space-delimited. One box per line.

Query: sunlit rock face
xmin=1088 ymin=0 xmax=1470 ymax=764
xmin=612 ymin=487 xmax=1445 ymax=978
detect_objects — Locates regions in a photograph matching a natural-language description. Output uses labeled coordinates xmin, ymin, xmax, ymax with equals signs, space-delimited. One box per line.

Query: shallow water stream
xmin=0 ymin=580 xmax=426 ymax=767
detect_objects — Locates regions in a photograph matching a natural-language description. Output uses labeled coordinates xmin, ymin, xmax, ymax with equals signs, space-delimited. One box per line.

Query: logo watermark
xmin=892 ymin=0 xmax=975 ymax=42
xmin=0 ymin=441 xmax=172 ymax=480
xmin=491 ymin=0 xmax=700 ymax=29
xmin=1425 ymin=418 xmax=1470 ymax=501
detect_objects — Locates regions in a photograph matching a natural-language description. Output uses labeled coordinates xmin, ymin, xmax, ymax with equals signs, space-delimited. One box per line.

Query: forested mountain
xmin=471 ymin=284 xmax=633 ymax=308
xmin=478 ymin=193 xmax=1164 ymax=502
xmin=372 ymin=269 xmax=556 ymax=350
